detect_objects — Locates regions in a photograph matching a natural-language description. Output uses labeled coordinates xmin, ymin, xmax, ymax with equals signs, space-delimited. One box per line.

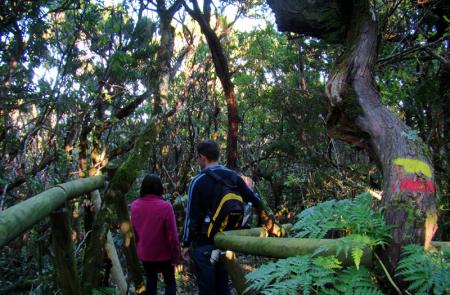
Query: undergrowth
xmin=245 ymin=192 xmax=450 ymax=294
xmin=396 ymin=245 xmax=450 ymax=294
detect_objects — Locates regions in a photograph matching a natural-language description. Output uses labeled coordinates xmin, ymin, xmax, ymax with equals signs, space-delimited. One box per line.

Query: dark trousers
xmin=192 ymin=244 xmax=230 ymax=295
xmin=142 ymin=260 xmax=176 ymax=295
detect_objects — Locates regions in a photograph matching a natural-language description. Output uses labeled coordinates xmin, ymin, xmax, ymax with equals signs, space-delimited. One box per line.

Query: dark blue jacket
xmin=182 ymin=165 xmax=260 ymax=247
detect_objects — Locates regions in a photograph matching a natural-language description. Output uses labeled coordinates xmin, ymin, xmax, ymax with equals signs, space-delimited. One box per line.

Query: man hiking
xmin=182 ymin=140 xmax=283 ymax=294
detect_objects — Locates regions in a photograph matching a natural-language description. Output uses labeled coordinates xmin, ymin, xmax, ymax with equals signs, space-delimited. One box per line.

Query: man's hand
xmin=181 ymin=247 xmax=190 ymax=262
xmin=261 ymin=212 xmax=287 ymax=237
xmin=267 ymin=220 xmax=287 ymax=237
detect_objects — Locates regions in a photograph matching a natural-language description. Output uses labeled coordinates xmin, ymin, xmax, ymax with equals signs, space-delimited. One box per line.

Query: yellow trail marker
xmin=393 ymin=158 xmax=432 ymax=178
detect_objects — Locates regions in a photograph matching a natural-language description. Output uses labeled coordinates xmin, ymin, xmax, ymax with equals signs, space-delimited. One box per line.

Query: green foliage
xmin=396 ymin=245 xmax=450 ymax=295
xmin=245 ymin=254 xmax=338 ymax=295
xmin=331 ymin=234 xmax=378 ymax=269
xmin=245 ymin=254 xmax=383 ymax=295
xmin=320 ymin=267 xmax=384 ymax=295
xmin=292 ymin=193 xmax=391 ymax=244
xmin=93 ymin=287 xmax=119 ymax=295
xmin=246 ymin=193 xmax=389 ymax=293
xmin=293 ymin=193 xmax=391 ymax=269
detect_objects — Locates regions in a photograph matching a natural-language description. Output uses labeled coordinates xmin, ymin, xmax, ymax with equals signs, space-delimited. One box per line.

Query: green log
xmin=224 ymin=225 xmax=293 ymax=237
xmin=432 ymin=241 xmax=450 ymax=249
xmin=214 ymin=234 xmax=373 ymax=267
xmin=0 ymin=176 xmax=105 ymax=247
xmin=214 ymin=228 xmax=449 ymax=268
xmin=221 ymin=251 xmax=254 ymax=295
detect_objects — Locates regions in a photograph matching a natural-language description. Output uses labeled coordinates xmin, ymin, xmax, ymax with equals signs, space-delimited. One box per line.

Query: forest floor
xmin=167 ymin=254 xmax=269 ymax=294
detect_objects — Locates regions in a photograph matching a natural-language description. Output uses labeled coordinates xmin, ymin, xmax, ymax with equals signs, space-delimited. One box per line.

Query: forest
xmin=0 ymin=0 xmax=449 ymax=294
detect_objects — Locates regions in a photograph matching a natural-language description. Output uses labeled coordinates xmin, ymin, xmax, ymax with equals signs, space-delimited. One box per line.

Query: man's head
xmin=197 ymin=140 xmax=220 ymax=169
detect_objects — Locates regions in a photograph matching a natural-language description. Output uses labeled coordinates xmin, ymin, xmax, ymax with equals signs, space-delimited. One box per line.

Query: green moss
xmin=110 ymin=116 xmax=163 ymax=194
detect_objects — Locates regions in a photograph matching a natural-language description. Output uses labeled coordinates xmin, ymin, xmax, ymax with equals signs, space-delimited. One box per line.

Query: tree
xmin=268 ymin=0 xmax=438 ymax=277
xmin=183 ymin=0 xmax=240 ymax=169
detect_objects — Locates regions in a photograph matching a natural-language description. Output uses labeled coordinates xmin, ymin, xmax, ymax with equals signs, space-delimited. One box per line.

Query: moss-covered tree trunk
xmin=82 ymin=116 xmax=163 ymax=294
xmin=82 ymin=2 xmax=182 ymax=292
xmin=50 ymin=208 xmax=81 ymax=295
xmin=268 ymin=0 xmax=438 ymax=276
xmin=152 ymin=0 xmax=181 ymax=116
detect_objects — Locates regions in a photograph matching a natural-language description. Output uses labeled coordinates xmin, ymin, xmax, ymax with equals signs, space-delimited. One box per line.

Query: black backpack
xmin=203 ymin=170 xmax=245 ymax=238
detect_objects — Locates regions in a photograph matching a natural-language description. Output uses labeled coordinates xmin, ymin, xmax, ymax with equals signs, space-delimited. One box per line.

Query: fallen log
xmin=214 ymin=233 xmax=373 ymax=267
xmin=0 ymin=175 xmax=105 ymax=247
xmin=215 ymin=227 xmax=449 ymax=268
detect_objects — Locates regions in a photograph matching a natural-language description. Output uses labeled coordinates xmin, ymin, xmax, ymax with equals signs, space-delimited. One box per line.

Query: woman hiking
xmin=131 ymin=174 xmax=180 ymax=295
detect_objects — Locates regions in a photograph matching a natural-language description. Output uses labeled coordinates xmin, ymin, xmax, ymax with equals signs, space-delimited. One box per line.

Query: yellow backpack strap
xmin=207 ymin=193 xmax=243 ymax=237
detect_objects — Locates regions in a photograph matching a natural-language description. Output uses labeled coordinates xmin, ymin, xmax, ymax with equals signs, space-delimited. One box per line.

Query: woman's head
xmin=140 ymin=174 xmax=163 ymax=197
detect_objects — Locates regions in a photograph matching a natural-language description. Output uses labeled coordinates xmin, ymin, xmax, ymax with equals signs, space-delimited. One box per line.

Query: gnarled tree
xmin=183 ymin=0 xmax=240 ymax=169
xmin=268 ymin=0 xmax=438 ymax=278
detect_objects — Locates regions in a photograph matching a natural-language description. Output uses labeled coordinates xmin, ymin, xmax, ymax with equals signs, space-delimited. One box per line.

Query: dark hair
xmin=197 ymin=140 xmax=220 ymax=162
xmin=140 ymin=174 xmax=163 ymax=197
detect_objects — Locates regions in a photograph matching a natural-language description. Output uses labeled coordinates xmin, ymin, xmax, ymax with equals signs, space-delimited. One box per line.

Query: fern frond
xmin=352 ymin=247 xmax=364 ymax=270
xmin=396 ymin=244 xmax=450 ymax=295
xmin=312 ymin=256 xmax=342 ymax=270
xmin=291 ymin=193 xmax=391 ymax=245
xmin=332 ymin=267 xmax=382 ymax=294
xmin=335 ymin=234 xmax=378 ymax=268
xmin=246 ymin=254 xmax=340 ymax=294
xmin=353 ymin=287 xmax=384 ymax=295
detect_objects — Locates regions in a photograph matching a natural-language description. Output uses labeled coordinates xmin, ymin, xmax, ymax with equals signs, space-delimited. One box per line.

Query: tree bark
xmin=184 ymin=0 xmax=239 ymax=169
xmin=268 ymin=0 xmax=438 ymax=276
xmin=50 ymin=208 xmax=81 ymax=295
xmin=90 ymin=190 xmax=128 ymax=295
xmin=152 ymin=0 xmax=182 ymax=116
xmin=0 ymin=175 xmax=105 ymax=247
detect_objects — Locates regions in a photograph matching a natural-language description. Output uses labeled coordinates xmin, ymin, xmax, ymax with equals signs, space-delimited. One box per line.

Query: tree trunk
xmin=438 ymin=64 xmax=450 ymax=241
xmin=83 ymin=2 xmax=181 ymax=291
xmin=268 ymin=0 xmax=438 ymax=276
xmin=0 ymin=175 xmax=105 ymax=247
xmin=83 ymin=116 xmax=163 ymax=294
xmin=152 ymin=0 xmax=181 ymax=116
xmin=90 ymin=190 xmax=128 ymax=295
xmin=50 ymin=208 xmax=81 ymax=295
xmin=184 ymin=0 xmax=239 ymax=169
xmin=325 ymin=1 xmax=437 ymax=275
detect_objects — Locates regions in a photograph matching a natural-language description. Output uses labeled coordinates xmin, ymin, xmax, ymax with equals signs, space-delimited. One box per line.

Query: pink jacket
xmin=131 ymin=194 xmax=180 ymax=263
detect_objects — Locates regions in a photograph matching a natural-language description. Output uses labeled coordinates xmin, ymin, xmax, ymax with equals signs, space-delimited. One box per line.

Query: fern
xmin=320 ymin=267 xmax=384 ymax=295
xmin=247 ymin=193 xmax=391 ymax=294
xmin=396 ymin=244 xmax=450 ymax=295
xmin=245 ymin=254 xmax=339 ymax=295
xmin=292 ymin=199 xmax=345 ymax=238
xmin=247 ymin=256 xmax=383 ymax=295
xmin=92 ymin=287 xmax=119 ymax=295
xmin=292 ymin=193 xmax=391 ymax=244
xmin=334 ymin=234 xmax=380 ymax=269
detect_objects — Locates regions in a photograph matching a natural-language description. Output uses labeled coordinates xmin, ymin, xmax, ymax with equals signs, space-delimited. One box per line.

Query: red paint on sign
xmin=392 ymin=178 xmax=435 ymax=193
